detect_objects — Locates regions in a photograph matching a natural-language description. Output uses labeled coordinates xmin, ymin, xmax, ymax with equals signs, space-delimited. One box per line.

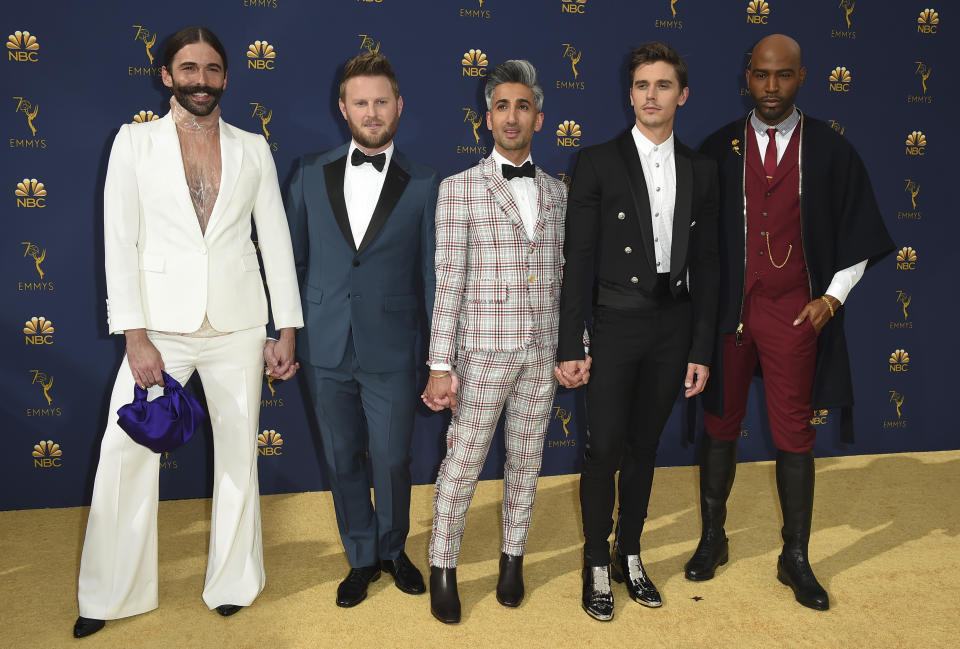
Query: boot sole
xmin=581 ymin=602 xmax=613 ymax=622
xmin=684 ymin=550 xmax=729 ymax=582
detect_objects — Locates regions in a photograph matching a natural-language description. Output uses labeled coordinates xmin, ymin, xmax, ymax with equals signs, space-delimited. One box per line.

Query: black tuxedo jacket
xmin=558 ymin=129 xmax=720 ymax=365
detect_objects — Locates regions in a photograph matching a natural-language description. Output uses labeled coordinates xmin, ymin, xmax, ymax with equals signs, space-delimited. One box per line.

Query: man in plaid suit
xmin=422 ymin=60 xmax=581 ymax=624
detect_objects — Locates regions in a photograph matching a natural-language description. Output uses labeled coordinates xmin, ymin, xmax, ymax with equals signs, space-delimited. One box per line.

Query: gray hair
xmin=484 ymin=59 xmax=544 ymax=112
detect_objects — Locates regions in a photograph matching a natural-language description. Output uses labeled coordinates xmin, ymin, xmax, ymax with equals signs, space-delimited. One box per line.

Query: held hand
xmin=555 ymin=357 xmax=591 ymax=388
xmin=684 ymin=363 xmax=709 ymax=398
xmin=422 ymin=370 xmax=459 ymax=413
xmin=793 ymin=295 xmax=839 ymax=334
xmin=125 ymin=329 xmax=165 ymax=388
xmin=267 ymin=328 xmax=299 ymax=380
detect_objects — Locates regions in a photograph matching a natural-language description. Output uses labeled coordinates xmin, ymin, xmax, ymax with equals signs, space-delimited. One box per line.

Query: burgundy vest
xmin=744 ymin=124 xmax=808 ymax=297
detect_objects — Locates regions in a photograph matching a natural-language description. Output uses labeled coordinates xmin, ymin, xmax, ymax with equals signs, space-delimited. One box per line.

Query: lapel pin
xmin=731 ymin=138 xmax=741 ymax=156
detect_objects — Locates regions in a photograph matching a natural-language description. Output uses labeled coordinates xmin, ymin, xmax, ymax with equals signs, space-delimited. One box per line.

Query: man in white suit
xmin=73 ymin=26 xmax=303 ymax=638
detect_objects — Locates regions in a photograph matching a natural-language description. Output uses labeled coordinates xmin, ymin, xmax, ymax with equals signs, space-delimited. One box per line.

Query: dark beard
xmin=172 ymin=83 xmax=223 ymax=117
xmin=348 ymin=114 xmax=399 ymax=150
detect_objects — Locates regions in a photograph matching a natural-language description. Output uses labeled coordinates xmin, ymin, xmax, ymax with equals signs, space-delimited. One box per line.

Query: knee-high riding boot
xmin=685 ymin=436 xmax=738 ymax=581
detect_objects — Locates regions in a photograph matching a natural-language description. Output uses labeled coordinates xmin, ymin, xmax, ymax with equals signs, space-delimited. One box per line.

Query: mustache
xmin=179 ymin=85 xmax=221 ymax=96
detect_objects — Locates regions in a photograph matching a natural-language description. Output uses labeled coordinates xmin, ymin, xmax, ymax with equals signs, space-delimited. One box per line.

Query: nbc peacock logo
xmin=247 ymin=40 xmax=276 ymax=70
xmin=560 ymin=0 xmax=588 ymax=15
xmin=7 ymin=30 xmax=38 ymax=62
xmin=895 ymin=246 xmax=917 ymax=270
xmin=746 ymin=0 xmax=770 ymax=24
xmin=33 ymin=440 xmax=62 ymax=468
xmin=257 ymin=429 xmax=284 ymax=456
xmin=828 ymin=66 xmax=852 ymax=92
xmin=132 ymin=110 xmax=159 ymax=124
xmin=556 ymin=120 xmax=582 ymax=147
xmin=461 ymin=49 xmax=488 ymax=78
xmin=24 ymin=316 xmax=54 ymax=345
xmin=889 ymin=348 xmax=910 ymax=373
xmin=15 ymin=178 xmax=46 ymax=208
xmin=905 ymin=131 xmax=926 ymax=156
xmin=917 ymin=8 xmax=938 ymax=34
xmin=810 ymin=409 xmax=829 ymax=426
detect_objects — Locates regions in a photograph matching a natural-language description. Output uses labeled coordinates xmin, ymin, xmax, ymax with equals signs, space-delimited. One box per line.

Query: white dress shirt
xmin=632 ymin=125 xmax=676 ymax=273
xmin=492 ymin=147 xmax=539 ymax=240
xmin=749 ymin=109 xmax=866 ymax=304
xmin=344 ymin=140 xmax=394 ymax=247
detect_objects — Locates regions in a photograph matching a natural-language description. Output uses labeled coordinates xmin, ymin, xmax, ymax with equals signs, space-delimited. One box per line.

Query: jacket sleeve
xmin=426 ymin=176 xmax=468 ymax=367
xmin=688 ymin=159 xmax=720 ymax=366
xmin=420 ymin=172 xmax=440 ymax=331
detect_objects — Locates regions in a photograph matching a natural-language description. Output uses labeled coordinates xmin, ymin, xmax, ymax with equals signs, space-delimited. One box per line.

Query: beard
xmin=347 ymin=112 xmax=399 ymax=150
xmin=172 ymin=81 xmax=224 ymax=117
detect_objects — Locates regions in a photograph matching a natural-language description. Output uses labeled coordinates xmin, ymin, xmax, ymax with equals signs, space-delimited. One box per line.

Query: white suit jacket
xmin=103 ymin=112 xmax=303 ymax=334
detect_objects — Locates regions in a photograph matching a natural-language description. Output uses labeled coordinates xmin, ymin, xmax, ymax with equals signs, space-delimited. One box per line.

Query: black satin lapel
xmin=670 ymin=151 xmax=693 ymax=281
xmin=323 ymin=156 xmax=355 ymax=252
xmin=357 ymin=158 xmax=410 ymax=254
xmin=617 ymin=132 xmax=657 ymax=274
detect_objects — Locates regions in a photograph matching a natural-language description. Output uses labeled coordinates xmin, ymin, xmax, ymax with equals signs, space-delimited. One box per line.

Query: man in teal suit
xmin=286 ymin=52 xmax=438 ymax=607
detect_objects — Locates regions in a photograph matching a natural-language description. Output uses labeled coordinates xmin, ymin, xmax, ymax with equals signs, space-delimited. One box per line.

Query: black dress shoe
xmin=611 ymin=548 xmax=662 ymax=608
xmin=429 ymin=566 xmax=460 ymax=624
xmin=73 ymin=617 xmax=105 ymax=638
xmin=216 ymin=604 xmax=242 ymax=617
xmin=336 ymin=564 xmax=381 ymax=607
xmin=495 ymin=553 xmax=524 ymax=607
xmin=581 ymin=565 xmax=614 ymax=622
xmin=381 ymin=552 xmax=426 ymax=595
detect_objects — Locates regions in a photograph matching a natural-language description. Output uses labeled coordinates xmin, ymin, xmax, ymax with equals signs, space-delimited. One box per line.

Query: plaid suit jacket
xmin=428 ymin=155 xmax=568 ymax=367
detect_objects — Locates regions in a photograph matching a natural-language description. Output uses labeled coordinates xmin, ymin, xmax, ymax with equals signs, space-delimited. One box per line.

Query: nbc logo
xmin=746 ymin=0 xmax=770 ymax=24
xmin=917 ymin=8 xmax=938 ymax=34
xmin=257 ymin=429 xmax=284 ymax=456
xmin=15 ymin=178 xmax=46 ymax=208
xmin=905 ymin=131 xmax=926 ymax=156
xmin=247 ymin=40 xmax=276 ymax=70
xmin=33 ymin=440 xmax=62 ymax=468
xmin=133 ymin=110 xmax=159 ymax=124
xmin=24 ymin=316 xmax=54 ymax=345
xmin=561 ymin=0 xmax=588 ymax=15
xmin=810 ymin=409 xmax=829 ymax=425
xmin=7 ymin=30 xmax=38 ymax=62
xmin=889 ymin=348 xmax=910 ymax=373
xmin=461 ymin=49 xmax=488 ymax=77
xmin=895 ymin=246 xmax=917 ymax=270
xmin=828 ymin=66 xmax=852 ymax=92
xmin=556 ymin=120 xmax=582 ymax=147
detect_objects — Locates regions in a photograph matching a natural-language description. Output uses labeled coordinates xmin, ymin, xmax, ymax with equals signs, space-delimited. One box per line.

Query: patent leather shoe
xmin=581 ymin=565 xmax=614 ymax=621
xmin=611 ymin=548 xmax=662 ymax=608
xmin=336 ymin=564 xmax=381 ymax=607
xmin=495 ymin=553 xmax=524 ymax=607
xmin=73 ymin=617 xmax=105 ymax=638
xmin=216 ymin=605 xmax=242 ymax=616
xmin=430 ymin=566 xmax=461 ymax=624
xmin=381 ymin=552 xmax=426 ymax=595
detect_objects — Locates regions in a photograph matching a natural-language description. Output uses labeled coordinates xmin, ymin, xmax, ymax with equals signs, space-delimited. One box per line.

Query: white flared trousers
xmin=77 ymin=326 xmax=266 ymax=619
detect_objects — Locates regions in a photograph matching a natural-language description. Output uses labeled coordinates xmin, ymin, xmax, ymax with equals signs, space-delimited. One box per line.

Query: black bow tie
xmin=351 ymin=148 xmax=386 ymax=172
xmin=501 ymin=161 xmax=535 ymax=181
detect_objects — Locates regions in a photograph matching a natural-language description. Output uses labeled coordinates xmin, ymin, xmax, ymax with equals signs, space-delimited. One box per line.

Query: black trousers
xmin=580 ymin=299 xmax=692 ymax=566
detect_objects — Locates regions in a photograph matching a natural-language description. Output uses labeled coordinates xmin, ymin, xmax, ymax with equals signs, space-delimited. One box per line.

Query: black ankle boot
xmin=776 ymin=450 xmax=829 ymax=611
xmin=429 ymin=566 xmax=461 ymax=623
xmin=685 ymin=436 xmax=738 ymax=581
xmin=496 ymin=553 xmax=524 ymax=607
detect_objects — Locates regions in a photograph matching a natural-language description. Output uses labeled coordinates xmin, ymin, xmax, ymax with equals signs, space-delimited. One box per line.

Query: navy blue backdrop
xmin=2 ymin=1 xmax=953 ymax=510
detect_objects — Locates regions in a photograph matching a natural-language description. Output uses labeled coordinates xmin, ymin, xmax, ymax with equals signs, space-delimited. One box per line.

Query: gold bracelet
xmin=820 ymin=296 xmax=835 ymax=317
xmin=429 ymin=371 xmax=450 ymax=378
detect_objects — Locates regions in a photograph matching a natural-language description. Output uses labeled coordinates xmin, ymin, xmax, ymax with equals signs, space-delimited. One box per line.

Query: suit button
xmin=676 ymin=280 xmax=683 ymax=287
xmin=528 ymin=275 xmax=536 ymax=283
xmin=617 ymin=212 xmax=625 ymax=220
xmin=762 ymin=212 xmax=768 ymax=216
xmin=353 ymin=260 xmax=360 ymax=267
xmin=630 ymin=276 xmax=639 ymax=284
xmin=624 ymin=246 xmax=632 ymax=254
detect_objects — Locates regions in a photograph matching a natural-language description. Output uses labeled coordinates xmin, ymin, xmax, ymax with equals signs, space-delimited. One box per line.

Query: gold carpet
xmin=1 ymin=450 xmax=958 ymax=649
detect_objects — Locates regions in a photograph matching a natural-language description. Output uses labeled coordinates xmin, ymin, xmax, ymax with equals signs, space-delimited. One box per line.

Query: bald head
xmin=747 ymin=34 xmax=806 ymax=125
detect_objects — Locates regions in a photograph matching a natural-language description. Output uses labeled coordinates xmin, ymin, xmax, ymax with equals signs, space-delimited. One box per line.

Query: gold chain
xmin=765 ymin=233 xmax=792 ymax=269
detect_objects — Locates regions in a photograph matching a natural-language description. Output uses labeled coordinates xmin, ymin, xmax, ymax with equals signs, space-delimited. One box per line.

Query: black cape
xmin=699 ymin=113 xmax=895 ymax=441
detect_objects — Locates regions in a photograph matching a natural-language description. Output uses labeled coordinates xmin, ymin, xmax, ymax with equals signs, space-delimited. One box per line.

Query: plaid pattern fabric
xmin=427 ymin=155 xmax=567 ymax=366
xmin=428 ymin=345 xmax=558 ymax=568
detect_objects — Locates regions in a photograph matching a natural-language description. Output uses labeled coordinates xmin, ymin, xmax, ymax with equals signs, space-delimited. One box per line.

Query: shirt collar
xmin=750 ymin=107 xmax=800 ymax=136
xmin=631 ymin=125 xmax=674 ymax=158
xmin=347 ymin=139 xmax=394 ymax=172
xmin=492 ymin=147 xmax=534 ymax=178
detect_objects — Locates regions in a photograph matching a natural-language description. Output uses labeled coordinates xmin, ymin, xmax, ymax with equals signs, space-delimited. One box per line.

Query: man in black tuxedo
xmin=556 ymin=41 xmax=719 ymax=621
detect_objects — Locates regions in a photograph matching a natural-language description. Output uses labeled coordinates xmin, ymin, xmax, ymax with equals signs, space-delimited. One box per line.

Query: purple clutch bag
xmin=116 ymin=371 xmax=206 ymax=453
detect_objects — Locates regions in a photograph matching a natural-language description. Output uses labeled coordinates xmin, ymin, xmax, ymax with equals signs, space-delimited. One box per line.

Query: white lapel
xmin=150 ymin=113 xmax=203 ymax=240
xmin=205 ymin=119 xmax=242 ymax=236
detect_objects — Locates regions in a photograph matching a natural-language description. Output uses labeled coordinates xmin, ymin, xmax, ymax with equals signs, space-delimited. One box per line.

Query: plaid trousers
xmin=428 ymin=343 xmax=557 ymax=568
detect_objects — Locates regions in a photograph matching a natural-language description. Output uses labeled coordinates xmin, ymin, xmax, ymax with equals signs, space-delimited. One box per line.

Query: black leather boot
xmin=611 ymin=545 xmax=661 ymax=607
xmin=685 ymin=437 xmax=738 ymax=581
xmin=581 ymin=564 xmax=614 ymax=621
xmin=776 ymin=450 xmax=829 ymax=611
xmin=73 ymin=617 xmax=105 ymax=638
xmin=429 ymin=566 xmax=461 ymax=624
xmin=496 ymin=553 xmax=524 ymax=607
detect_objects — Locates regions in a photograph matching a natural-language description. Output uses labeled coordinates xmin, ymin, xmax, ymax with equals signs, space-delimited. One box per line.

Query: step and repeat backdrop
xmin=1 ymin=1 xmax=952 ymax=510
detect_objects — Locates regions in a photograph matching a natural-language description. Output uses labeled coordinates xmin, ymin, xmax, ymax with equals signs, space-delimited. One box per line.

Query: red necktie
xmin=763 ymin=128 xmax=778 ymax=182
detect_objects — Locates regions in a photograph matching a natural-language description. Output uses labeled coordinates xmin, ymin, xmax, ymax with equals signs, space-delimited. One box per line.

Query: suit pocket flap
xmin=139 ymin=254 xmax=164 ymax=273
xmin=305 ymin=284 xmax=323 ymax=305
xmin=241 ymin=253 xmax=260 ymax=272
xmin=383 ymin=294 xmax=417 ymax=311
xmin=466 ymin=279 xmax=508 ymax=303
